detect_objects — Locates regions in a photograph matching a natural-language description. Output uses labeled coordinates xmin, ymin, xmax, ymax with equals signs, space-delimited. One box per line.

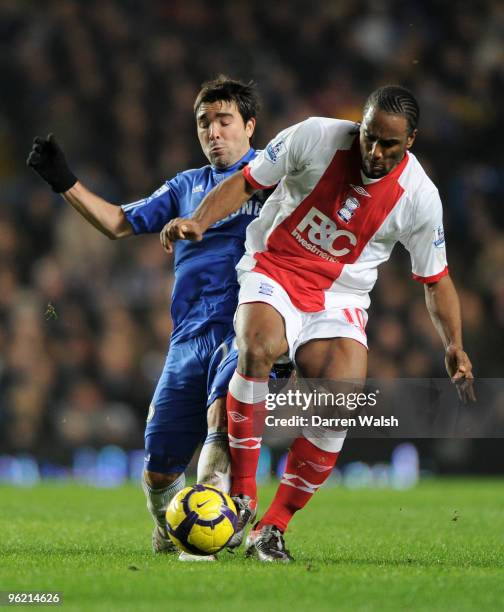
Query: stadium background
xmin=0 ymin=0 xmax=503 ymax=480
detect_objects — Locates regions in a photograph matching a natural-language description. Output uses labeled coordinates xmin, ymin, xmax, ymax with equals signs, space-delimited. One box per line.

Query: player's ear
xmin=406 ymin=128 xmax=418 ymax=149
xmin=245 ymin=117 xmax=256 ymax=140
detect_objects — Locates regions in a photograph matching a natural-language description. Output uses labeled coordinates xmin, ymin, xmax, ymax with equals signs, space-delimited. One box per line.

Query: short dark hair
xmin=364 ymin=85 xmax=420 ymax=134
xmin=194 ymin=75 xmax=261 ymax=124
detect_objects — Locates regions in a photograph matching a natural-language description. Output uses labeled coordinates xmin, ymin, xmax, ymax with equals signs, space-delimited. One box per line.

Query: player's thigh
xmin=296 ymin=337 xmax=367 ymax=422
xmin=235 ymin=302 xmax=288 ymax=358
xmin=145 ymin=341 xmax=209 ymax=474
xmin=236 ymin=271 xmax=304 ymax=364
xmin=296 ymin=336 xmax=368 ymax=380
xmin=150 ymin=340 xmax=208 ymax=413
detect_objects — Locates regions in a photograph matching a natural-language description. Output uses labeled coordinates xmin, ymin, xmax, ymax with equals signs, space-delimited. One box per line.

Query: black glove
xmin=27 ymin=133 xmax=77 ymax=193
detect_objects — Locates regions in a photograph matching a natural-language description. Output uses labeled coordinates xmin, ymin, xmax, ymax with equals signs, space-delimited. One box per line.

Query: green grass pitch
xmin=1 ymin=479 xmax=504 ymax=611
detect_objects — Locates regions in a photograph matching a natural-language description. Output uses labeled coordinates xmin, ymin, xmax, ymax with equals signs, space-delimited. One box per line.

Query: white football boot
xmin=152 ymin=524 xmax=178 ymax=554
xmin=227 ymin=494 xmax=257 ymax=549
xmin=245 ymin=524 xmax=294 ymax=562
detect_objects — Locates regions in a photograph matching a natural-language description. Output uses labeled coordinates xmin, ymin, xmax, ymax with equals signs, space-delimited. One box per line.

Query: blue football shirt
xmin=121 ymin=149 xmax=262 ymax=343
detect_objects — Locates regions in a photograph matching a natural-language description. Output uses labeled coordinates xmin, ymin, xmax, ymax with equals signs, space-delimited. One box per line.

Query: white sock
xmin=301 ymin=426 xmax=347 ymax=453
xmin=142 ymin=472 xmax=186 ymax=529
xmin=197 ymin=429 xmax=230 ymax=492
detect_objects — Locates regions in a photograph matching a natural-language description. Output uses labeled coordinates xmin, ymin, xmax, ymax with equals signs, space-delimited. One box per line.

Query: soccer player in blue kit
xmin=27 ymin=77 xmax=267 ymax=558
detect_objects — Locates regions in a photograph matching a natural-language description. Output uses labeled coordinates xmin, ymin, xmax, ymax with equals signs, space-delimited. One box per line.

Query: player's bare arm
xmin=424 ymin=274 xmax=475 ymax=402
xmin=27 ymin=134 xmax=133 ymax=239
xmin=160 ymin=171 xmax=256 ymax=253
xmin=62 ymin=182 xmax=132 ymax=239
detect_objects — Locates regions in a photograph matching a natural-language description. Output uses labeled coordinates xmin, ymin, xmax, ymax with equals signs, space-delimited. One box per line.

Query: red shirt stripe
xmin=243 ymin=166 xmax=275 ymax=191
xmin=252 ymin=141 xmax=409 ymax=311
xmin=412 ymin=265 xmax=449 ymax=283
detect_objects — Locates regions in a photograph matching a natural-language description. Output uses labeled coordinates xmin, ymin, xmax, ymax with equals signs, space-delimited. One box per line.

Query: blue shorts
xmin=144 ymin=324 xmax=238 ymax=475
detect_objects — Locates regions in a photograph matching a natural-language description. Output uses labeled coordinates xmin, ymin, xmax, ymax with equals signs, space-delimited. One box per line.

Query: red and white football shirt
xmin=240 ymin=117 xmax=448 ymax=312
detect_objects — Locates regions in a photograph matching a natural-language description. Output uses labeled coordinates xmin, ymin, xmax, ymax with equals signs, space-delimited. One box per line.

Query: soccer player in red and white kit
xmin=161 ymin=85 xmax=475 ymax=562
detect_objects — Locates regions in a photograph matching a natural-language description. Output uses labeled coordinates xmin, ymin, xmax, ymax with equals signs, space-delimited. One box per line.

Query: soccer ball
xmin=165 ymin=484 xmax=237 ymax=556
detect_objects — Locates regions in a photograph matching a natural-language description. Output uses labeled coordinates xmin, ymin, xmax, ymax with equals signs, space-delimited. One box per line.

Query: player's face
xmin=359 ymin=107 xmax=417 ymax=179
xmin=196 ymin=100 xmax=256 ymax=169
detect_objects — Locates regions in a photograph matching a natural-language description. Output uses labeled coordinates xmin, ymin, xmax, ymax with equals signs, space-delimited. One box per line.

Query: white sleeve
xmin=243 ymin=117 xmax=324 ymax=189
xmin=402 ymin=188 xmax=449 ymax=283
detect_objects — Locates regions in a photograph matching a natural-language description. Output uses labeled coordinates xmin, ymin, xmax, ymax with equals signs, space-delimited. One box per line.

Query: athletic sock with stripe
xmin=258 ymin=432 xmax=345 ymax=532
xmin=227 ymin=370 xmax=269 ymax=502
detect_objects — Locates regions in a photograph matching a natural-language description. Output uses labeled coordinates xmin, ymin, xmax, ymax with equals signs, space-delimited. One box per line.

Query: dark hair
xmin=364 ymin=85 xmax=420 ymax=134
xmin=194 ymin=75 xmax=261 ymax=124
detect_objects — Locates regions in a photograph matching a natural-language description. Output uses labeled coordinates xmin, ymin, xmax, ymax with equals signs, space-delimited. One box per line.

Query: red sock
xmin=258 ymin=436 xmax=341 ymax=532
xmin=227 ymin=371 xmax=269 ymax=501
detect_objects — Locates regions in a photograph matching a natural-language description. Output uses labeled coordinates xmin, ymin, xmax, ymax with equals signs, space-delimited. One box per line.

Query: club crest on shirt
xmin=265 ymin=139 xmax=286 ymax=163
xmin=258 ymin=281 xmax=274 ymax=296
xmin=433 ymin=225 xmax=445 ymax=248
xmin=337 ymin=196 xmax=361 ymax=223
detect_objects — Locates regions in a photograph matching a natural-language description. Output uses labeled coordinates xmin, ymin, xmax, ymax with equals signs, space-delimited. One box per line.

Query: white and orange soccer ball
xmin=165 ymin=484 xmax=237 ymax=556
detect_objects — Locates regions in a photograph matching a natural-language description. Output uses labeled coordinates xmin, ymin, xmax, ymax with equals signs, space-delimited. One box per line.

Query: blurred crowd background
xmin=0 ymin=0 xmax=503 ymax=473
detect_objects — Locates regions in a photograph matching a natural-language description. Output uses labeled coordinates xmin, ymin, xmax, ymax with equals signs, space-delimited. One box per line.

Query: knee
xmin=237 ymin=333 xmax=276 ymax=373
xmin=144 ymin=470 xmax=181 ymax=489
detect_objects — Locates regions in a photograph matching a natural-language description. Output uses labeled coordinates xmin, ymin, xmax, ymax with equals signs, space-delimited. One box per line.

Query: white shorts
xmin=237 ymin=271 xmax=368 ymax=362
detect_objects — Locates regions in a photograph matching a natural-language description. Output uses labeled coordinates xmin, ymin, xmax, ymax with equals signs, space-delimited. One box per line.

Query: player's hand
xmin=160 ymin=218 xmax=204 ymax=254
xmin=445 ymin=344 xmax=476 ymax=404
xmin=27 ymin=133 xmax=77 ymax=193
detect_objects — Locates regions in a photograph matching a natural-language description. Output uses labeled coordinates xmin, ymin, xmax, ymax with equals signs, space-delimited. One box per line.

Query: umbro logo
xmin=350 ymin=184 xmax=371 ymax=197
xmin=229 ymin=411 xmax=248 ymax=423
xmin=305 ymin=460 xmax=332 ymax=473
xmin=192 ymin=184 xmax=204 ymax=193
